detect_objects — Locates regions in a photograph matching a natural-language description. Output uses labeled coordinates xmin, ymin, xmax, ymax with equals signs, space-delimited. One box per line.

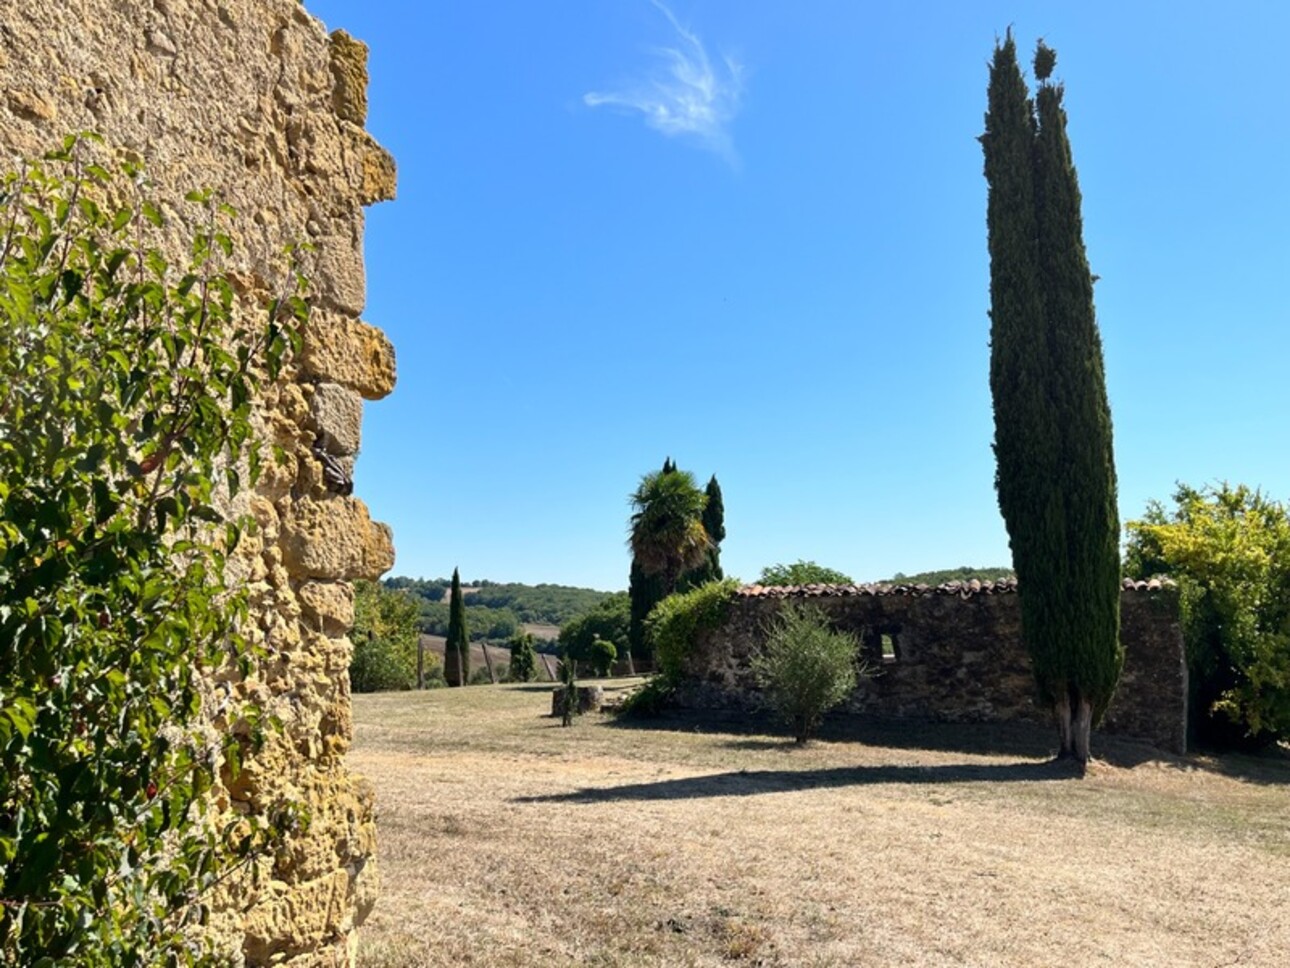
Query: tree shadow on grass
xmin=607 ymin=708 xmax=1057 ymax=758
xmin=1180 ymin=743 xmax=1290 ymax=787
xmin=514 ymin=759 xmax=1078 ymax=805
xmin=604 ymin=709 xmax=1290 ymax=786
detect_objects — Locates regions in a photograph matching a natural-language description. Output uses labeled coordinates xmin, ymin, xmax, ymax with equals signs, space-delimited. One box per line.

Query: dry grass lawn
xmin=350 ymin=681 xmax=1290 ymax=967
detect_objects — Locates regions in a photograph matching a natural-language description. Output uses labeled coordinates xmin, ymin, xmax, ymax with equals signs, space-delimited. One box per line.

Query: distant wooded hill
xmin=382 ymin=576 xmax=615 ymax=642
xmin=882 ymin=566 xmax=1015 ymax=585
xmin=382 ymin=569 xmax=1013 ymax=644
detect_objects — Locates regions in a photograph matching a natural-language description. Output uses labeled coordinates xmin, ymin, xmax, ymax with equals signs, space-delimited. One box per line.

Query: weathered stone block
xmin=298 ymin=580 xmax=355 ymax=635
xmin=313 ymin=232 xmax=366 ymax=315
xmin=241 ymin=868 xmax=350 ymax=963
xmin=309 ymin=382 xmax=364 ymax=455
xmin=281 ymin=497 xmax=395 ymax=581
xmin=328 ymin=30 xmax=368 ymax=125
xmin=6 ymin=89 xmax=56 ymax=121
xmin=300 ymin=311 xmax=396 ymax=401
xmin=359 ymin=132 xmax=396 ymax=204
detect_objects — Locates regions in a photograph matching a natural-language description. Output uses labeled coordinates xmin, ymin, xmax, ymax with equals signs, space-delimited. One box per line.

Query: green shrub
xmin=614 ymin=675 xmax=677 ymax=719
xmin=646 ymin=579 xmax=739 ymax=682
xmin=0 ymin=139 xmax=303 ymax=962
xmin=469 ymin=665 xmax=497 ymax=685
xmin=589 ymin=638 xmax=617 ymax=677
xmin=751 ymin=602 xmax=866 ymax=743
xmin=508 ymin=631 xmax=537 ymax=682
xmin=559 ymin=592 xmax=629 ymax=664
xmin=1126 ymin=483 xmax=1290 ymax=746
xmin=422 ymin=666 xmax=447 ymax=689
xmin=350 ymin=580 xmax=422 ymax=692
xmin=350 ymin=635 xmax=416 ymax=692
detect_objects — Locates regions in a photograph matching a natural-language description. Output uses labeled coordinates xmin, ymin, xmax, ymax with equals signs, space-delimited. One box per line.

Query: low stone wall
xmin=677 ymin=579 xmax=1187 ymax=753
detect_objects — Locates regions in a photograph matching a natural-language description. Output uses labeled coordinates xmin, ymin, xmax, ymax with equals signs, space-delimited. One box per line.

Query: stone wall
xmin=2 ymin=2 xmax=396 ymax=963
xmin=678 ymin=579 xmax=1188 ymax=753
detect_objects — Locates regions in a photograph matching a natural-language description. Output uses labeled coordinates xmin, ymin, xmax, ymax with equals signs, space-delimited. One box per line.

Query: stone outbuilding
xmin=676 ymin=579 xmax=1188 ymax=753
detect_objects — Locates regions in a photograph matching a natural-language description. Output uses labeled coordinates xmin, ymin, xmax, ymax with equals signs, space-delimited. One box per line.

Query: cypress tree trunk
xmin=627 ymin=559 xmax=657 ymax=666
xmin=983 ymin=34 xmax=1121 ymax=767
xmin=446 ymin=567 xmax=470 ymax=686
xmin=443 ymin=642 xmax=461 ymax=688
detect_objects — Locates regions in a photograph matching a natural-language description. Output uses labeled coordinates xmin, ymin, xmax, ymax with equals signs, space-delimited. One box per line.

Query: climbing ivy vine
xmin=0 ymin=135 xmax=304 ymax=965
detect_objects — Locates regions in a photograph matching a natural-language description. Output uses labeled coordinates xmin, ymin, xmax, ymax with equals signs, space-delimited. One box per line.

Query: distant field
xmin=520 ymin=623 xmax=561 ymax=642
xmin=419 ymin=635 xmax=558 ymax=681
xmin=350 ymin=684 xmax=1290 ymax=967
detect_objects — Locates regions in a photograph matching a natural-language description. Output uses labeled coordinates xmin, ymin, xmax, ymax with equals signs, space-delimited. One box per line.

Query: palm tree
xmin=628 ymin=468 xmax=710 ymax=592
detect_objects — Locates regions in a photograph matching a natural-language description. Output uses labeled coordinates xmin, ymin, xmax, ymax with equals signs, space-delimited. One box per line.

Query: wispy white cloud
xmin=584 ymin=0 xmax=743 ymax=163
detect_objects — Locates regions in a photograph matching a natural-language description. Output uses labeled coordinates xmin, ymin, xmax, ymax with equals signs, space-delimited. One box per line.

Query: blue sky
xmin=304 ymin=1 xmax=1290 ymax=591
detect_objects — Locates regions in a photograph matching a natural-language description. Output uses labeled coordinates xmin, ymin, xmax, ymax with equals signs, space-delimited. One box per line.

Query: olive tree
xmin=751 ymin=603 xmax=866 ymax=744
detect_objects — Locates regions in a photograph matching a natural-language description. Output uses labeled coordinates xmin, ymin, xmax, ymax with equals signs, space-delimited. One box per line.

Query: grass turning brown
xmin=351 ymin=681 xmax=1289 ymax=967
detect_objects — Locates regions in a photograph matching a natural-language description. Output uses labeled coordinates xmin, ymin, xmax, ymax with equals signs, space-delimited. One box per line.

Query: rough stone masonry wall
xmin=680 ymin=580 xmax=1188 ymax=753
xmin=2 ymin=2 xmax=396 ymax=964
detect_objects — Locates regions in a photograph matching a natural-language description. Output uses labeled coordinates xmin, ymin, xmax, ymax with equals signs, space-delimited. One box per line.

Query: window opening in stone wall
xmin=881 ymin=633 xmax=899 ymax=664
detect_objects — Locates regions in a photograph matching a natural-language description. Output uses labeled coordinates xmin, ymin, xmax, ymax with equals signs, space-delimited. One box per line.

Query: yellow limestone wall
xmin=1 ymin=2 xmax=397 ymax=963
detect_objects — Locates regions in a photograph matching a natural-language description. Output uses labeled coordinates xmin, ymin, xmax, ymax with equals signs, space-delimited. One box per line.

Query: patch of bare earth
xmin=351 ymin=683 xmax=1290 ymax=967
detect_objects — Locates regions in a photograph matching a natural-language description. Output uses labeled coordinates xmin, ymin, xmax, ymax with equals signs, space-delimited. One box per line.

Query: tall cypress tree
xmin=445 ymin=567 xmax=470 ymax=686
xmin=678 ymin=474 xmax=727 ymax=590
xmin=983 ymin=34 xmax=1121 ymax=766
xmin=702 ymin=476 xmax=725 ymax=576
xmin=1031 ymin=40 xmax=1122 ymax=746
xmin=692 ymin=475 xmax=725 ymax=583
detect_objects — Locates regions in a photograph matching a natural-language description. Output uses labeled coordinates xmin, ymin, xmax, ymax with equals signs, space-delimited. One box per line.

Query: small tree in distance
xmin=751 ymin=603 xmax=866 ymax=743
xmin=589 ymin=638 xmax=618 ymax=678
xmin=559 ymin=656 xmax=578 ymax=727
xmin=560 ymin=592 xmax=630 ymax=665
xmin=508 ymin=630 xmax=537 ymax=683
xmin=758 ymin=560 xmax=853 ymax=587
xmin=445 ymin=567 xmax=470 ymax=686
xmin=350 ymin=580 xmax=424 ymax=692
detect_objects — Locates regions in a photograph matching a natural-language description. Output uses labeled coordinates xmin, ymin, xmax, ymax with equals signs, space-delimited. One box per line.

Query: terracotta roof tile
xmin=736 ymin=576 xmax=1174 ymax=600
